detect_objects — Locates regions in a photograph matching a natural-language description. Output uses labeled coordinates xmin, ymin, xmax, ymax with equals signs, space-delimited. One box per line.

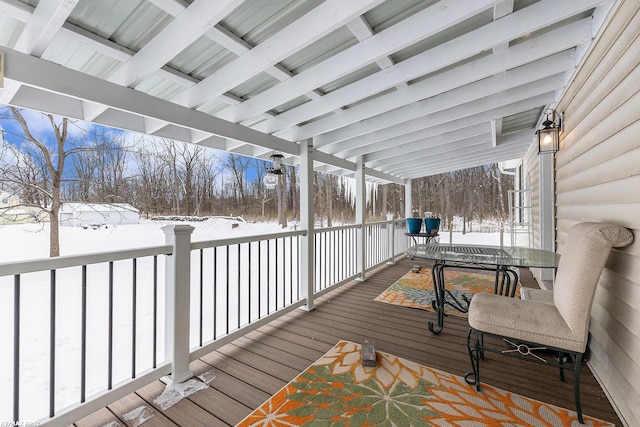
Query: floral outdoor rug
xmin=236 ymin=340 xmax=613 ymax=426
xmin=374 ymin=268 xmax=518 ymax=316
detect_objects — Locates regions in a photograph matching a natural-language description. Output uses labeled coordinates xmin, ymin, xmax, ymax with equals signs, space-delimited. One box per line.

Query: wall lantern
xmin=262 ymin=153 xmax=284 ymax=189
xmin=536 ymin=109 xmax=562 ymax=154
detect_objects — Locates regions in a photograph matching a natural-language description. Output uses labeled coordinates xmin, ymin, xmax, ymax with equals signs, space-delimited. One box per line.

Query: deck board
xmin=75 ymin=257 xmax=622 ymax=426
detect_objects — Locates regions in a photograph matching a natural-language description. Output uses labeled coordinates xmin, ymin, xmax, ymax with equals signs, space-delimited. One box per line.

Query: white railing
xmin=1 ymin=220 xmax=409 ymax=425
xmin=0 ymin=245 xmax=173 ymax=426
xmin=364 ymin=219 xmax=410 ymax=271
xmin=314 ymin=224 xmax=360 ymax=293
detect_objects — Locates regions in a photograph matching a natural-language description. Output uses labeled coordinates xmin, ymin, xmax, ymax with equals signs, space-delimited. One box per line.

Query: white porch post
xmin=356 ymin=156 xmax=367 ymax=281
xmin=404 ymin=179 xmax=412 ymax=220
xmin=300 ymin=139 xmax=315 ymax=310
xmin=539 ymin=153 xmax=555 ymax=282
xmin=162 ymin=224 xmax=194 ymax=383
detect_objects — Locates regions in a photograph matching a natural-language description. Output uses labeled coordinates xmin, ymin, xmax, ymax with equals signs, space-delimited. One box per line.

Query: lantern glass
xmin=537 ymin=127 xmax=559 ymax=153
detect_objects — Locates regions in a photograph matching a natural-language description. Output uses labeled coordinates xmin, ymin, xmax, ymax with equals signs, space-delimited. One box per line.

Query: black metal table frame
xmin=427 ymin=261 xmax=518 ymax=334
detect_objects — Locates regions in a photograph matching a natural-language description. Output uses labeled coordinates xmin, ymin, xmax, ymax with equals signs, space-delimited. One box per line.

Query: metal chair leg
xmin=574 ymin=352 xmax=584 ymax=424
xmin=465 ymin=328 xmax=482 ymax=390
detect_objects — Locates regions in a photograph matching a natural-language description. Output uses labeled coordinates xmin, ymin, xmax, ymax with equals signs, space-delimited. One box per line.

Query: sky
xmin=0 ymin=103 xmax=272 ymax=192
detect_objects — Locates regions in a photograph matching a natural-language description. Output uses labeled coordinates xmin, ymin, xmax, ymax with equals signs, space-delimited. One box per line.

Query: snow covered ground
xmin=0 ymin=218 xmax=503 ymax=421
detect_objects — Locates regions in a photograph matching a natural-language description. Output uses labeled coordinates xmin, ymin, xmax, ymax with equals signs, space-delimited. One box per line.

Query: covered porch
xmin=74 ymin=257 xmax=621 ymax=426
xmin=1 ymin=0 xmax=639 ymax=425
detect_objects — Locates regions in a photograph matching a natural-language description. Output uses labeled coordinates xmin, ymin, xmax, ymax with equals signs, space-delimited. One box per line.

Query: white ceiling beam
xmin=13 ymin=0 xmax=77 ymax=56
xmin=346 ymin=16 xmax=405 ymax=89
xmin=326 ymin=70 xmax=567 ymax=157
xmin=58 ymin=23 xmax=133 ymax=62
xmin=221 ymin=0 xmax=496 ymax=125
xmin=394 ymin=142 xmax=531 ymax=178
xmin=0 ymin=0 xmax=32 ymax=22
xmin=492 ymin=0 xmax=514 ymax=52
xmin=147 ymin=0 xmax=322 ymax=101
xmin=0 ymin=0 xmax=229 ymax=120
xmin=146 ymin=0 xmax=189 ymax=16
xmin=1 ymin=0 xmax=207 ymax=89
xmin=286 ymin=19 xmax=588 ymax=143
xmin=364 ymin=123 xmax=491 ymax=165
xmin=391 ymin=141 xmax=530 ymax=177
xmin=205 ymin=25 xmax=322 ymax=101
xmin=108 ymin=0 xmax=244 ymax=88
xmin=374 ymin=129 xmax=533 ymax=171
xmin=2 ymin=47 xmax=300 ymax=154
xmin=81 ymin=0 xmax=244 ymax=121
xmin=256 ymin=0 xmax=597 ymax=135
xmin=179 ymin=0 xmax=386 ymax=110
xmin=491 ymin=119 xmax=501 ymax=147
xmin=337 ymin=91 xmax=556 ymax=162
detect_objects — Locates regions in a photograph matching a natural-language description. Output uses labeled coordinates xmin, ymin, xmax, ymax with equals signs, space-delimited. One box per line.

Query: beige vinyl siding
xmin=522 ymin=150 xmax=540 ymax=248
xmin=553 ymin=1 xmax=640 ymax=425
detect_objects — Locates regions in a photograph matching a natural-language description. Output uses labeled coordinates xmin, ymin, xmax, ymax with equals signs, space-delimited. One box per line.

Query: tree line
xmin=1 ymin=107 xmax=513 ymax=256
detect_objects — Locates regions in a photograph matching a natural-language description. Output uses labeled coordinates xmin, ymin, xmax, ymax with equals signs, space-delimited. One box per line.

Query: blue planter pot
xmin=406 ymin=218 xmax=422 ymax=234
xmin=425 ymin=218 xmax=440 ymax=234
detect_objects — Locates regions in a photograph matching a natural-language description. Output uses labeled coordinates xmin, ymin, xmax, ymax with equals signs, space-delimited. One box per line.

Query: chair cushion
xmin=469 ymin=293 xmax=586 ymax=353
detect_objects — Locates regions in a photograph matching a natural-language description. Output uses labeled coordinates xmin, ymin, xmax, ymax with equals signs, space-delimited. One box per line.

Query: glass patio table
xmin=408 ymin=243 xmax=560 ymax=334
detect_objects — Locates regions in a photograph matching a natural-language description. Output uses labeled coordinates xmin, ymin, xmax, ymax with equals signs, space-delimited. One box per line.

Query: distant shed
xmin=59 ymin=203 xmax=140 ymax=227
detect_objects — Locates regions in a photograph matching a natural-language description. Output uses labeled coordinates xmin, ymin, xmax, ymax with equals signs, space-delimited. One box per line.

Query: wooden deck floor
xmin=75 ymin=257 xmax=622 ymax=426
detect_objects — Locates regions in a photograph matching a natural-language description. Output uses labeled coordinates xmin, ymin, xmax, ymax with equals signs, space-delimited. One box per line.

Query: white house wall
xmin=553 ymin=1 xmax=640 ymax=424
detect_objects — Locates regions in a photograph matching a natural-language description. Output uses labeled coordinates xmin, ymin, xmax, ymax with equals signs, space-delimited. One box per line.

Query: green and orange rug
xmin=374 ymin=268 xmax=517 ymax=316
xmin=237 ymin=340 xmax=612 ymax=426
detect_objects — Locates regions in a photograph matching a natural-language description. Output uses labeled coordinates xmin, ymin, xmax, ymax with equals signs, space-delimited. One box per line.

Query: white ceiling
xmin=0 ymin=0 xmax=616 ymax=183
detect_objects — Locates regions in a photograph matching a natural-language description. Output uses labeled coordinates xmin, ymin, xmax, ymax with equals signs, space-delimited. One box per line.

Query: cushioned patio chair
xmin=465 ymin=222 xmax=633 ymax=424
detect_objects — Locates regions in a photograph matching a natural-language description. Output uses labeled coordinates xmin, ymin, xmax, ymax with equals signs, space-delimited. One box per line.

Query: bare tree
xmin=224 ymin=153 xmax=251 ymax=212
xmin=0 ymin=107 xmax=82 ymax=256
xmin=131 ymin=141 xmax=169 ymax=216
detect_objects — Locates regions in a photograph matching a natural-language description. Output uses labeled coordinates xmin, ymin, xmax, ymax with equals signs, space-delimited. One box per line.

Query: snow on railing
xmin=1 ymin=220 xmax=405 ymax=425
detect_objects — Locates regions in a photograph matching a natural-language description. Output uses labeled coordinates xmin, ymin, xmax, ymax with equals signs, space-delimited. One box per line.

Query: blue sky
xmin=0 ymin=103 xmax=274 ymax=186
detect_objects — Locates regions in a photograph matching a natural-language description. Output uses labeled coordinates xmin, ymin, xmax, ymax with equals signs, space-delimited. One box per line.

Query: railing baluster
xmin=316 ymin=233 xmax=320 ymax=291
xmin=153 ymin=256 xmax=157 ymax=369
xmin=316 ymin=232 xmax=319 ymax=291
xmin=13 ymin=274 xmax=20 ymax=422
xmin=108 ymin=261 xmax=114 ymax=390
xmin=325 ymin=232 xmax=328 ymax=289
xmin=340 ymin=229 xmax=344 ymax=281
xmin=258 ymin=242 xmax=262 ymax=319
xmin=50 ymin=269 xmax=56 ymax=418
xmin=213 ymin=247 xmax=217 ymax=340
xmin=132 ymin=258 xmax=137 ymax=379
xmin=199 ymin=249 xmax=204 ymax=347
xmin=289 ymin=236 xmax=293 ymax=304
xmin=81 ymin=265 xmax=87 ymax=403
